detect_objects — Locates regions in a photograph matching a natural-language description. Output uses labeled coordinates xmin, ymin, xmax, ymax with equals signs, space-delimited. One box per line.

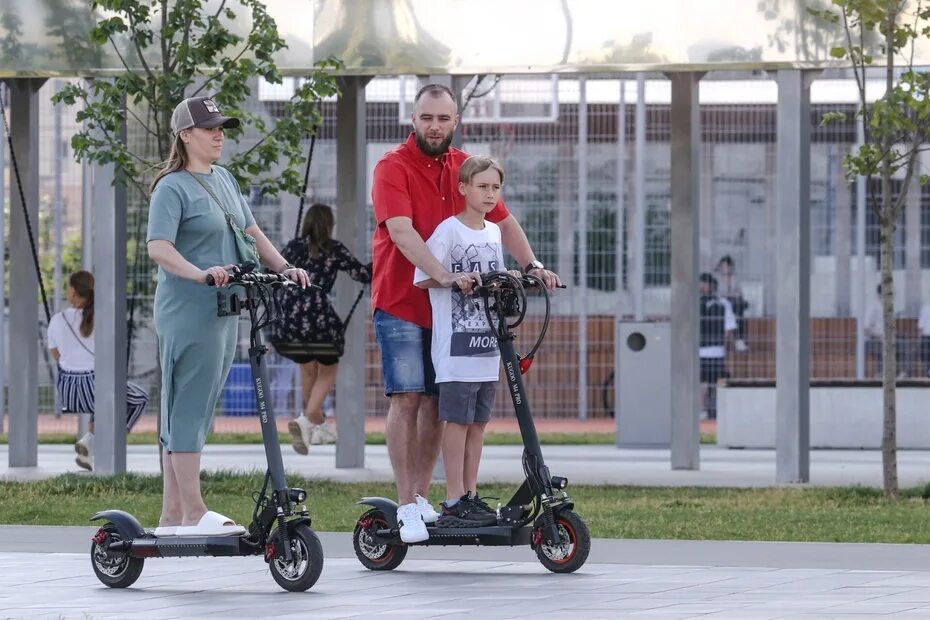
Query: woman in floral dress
xmin=272 ymin=203 xmax=371 ymax=453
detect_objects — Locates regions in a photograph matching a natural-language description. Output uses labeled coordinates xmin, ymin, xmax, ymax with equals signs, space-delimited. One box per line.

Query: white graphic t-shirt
xmin=413 ymin=217 xmax=505 ymax=383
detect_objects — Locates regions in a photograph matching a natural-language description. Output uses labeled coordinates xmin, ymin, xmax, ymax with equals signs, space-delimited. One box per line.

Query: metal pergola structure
xmin=2 ymin=0 xmax=916 ymax=480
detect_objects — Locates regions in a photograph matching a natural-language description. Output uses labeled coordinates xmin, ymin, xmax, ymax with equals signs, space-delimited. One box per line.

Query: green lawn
xmin=4 ymin=472 xmax=930 ymax=543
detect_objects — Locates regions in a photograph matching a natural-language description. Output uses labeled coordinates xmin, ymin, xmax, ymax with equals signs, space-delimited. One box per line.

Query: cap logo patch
xmin=203 ymin=99 xmax=219 ymax=114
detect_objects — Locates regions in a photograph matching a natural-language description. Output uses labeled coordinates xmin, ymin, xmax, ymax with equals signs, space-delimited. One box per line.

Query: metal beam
xmin=334 ymin=76 xmax=371 ymax=469
xmin=93 ymin=98 xmax=127 ymax=475
xmin=667 ymin=71 xmax=702 ymax=470
xmin=774 ymin=69 xmax=814 ymax=483
xmin=8 ymin=78 xmax=45 ymax=467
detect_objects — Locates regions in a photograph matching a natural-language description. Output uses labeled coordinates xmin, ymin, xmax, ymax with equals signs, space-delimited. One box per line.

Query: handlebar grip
xmin=206 ymin=274 xmax=216 ymax=286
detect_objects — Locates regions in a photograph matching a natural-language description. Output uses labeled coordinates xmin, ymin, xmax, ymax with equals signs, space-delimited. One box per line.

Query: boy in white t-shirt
xmin=414 ymin=155 xmax=520 ymax=527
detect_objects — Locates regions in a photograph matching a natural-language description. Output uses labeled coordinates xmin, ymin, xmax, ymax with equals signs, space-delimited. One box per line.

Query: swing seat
xmin=273 ymin=340 xmax=343 ymax=364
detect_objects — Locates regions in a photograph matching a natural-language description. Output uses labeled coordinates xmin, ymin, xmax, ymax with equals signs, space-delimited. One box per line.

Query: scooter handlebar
xmin=205 ymin=271 xmax=297 ymax=287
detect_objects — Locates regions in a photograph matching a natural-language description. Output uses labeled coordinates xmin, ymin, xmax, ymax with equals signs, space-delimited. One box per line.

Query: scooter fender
xmin=357 ymin=497 xmax=399 ymax=529
xmin=90 ymin=509 xmax=146 ymax=541
xmin=284 ymin=516 xmax=313 ymax=533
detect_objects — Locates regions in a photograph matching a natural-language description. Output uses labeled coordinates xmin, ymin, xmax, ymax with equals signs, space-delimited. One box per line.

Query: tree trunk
xmin=879 ymin=10 xmax=899 ymax=501
xmin=879 ymin=211 xmax=899 ymax=500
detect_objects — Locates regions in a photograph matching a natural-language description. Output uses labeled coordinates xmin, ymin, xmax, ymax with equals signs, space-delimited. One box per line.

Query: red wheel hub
xmin=92 ymin=528 xmax=109 ymax=546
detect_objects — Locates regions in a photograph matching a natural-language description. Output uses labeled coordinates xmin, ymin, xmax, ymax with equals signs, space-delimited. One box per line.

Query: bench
xmin=717 ymin=378 xmax=930 ymax=449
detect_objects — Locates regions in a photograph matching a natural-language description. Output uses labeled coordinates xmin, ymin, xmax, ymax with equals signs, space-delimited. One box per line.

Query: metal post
xmin=334 ymin=76 xmax=371 ymax=469
xmin=834 ymin=145 xmax=852 ymax=317
xmin=775 ymin=69 xmax=813 ymax=484
xmin=578 ymin=76 xmax=589 ymax=420
xmin=93 ymin=94 xmax=127 ymax=475
xmin=8 ymin=78 xmax=45 ymax=467
xmin=855 ymin=107 xmax=867 ymax=378
xmin=0 ymin=83 xmax=6 ymax=434
xmin=614 ymin=78 xmax=626 ymax=438
xmin=905 ymin=161 xmax=921 ymax=317
xmin=667 ymin=71 xmax=702 ymax=470
xmin=633 ymin=74 xmax=646 ymax=321
xmin=53 ymin=80 xmax=64 ymax=418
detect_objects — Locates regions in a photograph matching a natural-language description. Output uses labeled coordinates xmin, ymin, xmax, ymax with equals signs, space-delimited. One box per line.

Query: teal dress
xmin=146 ymin=166 xmax=256 ymax=452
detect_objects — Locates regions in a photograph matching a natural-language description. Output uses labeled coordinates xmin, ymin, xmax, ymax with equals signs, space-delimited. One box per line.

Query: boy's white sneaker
xmin=415 ymin=494 xmax=440 ymax=524
xmin=396 ymin=502 xmax=429 ymax=543
xmin=288 ymin=416 xmax=311 ymax=455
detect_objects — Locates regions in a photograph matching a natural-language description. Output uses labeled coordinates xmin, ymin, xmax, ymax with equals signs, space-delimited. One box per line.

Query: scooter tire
xmin=90 ymin=522 xmax=144 ymax=588
xmin=269 ymin=523 xmax=324 ymax=592
xmin=535 ymin=510 xmax=591 ymax=574
xmin=353 ymin=509 xmax=408 ymax=571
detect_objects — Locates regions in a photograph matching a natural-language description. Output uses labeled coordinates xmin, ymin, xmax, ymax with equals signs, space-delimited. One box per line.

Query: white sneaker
xmin=415 ymin=494 xmax=440 ymax=524
xmin=310 ymin=422 xmax=337 ymax=445
xmin=288 ymin=416 xmax=311 ymax=455
xmin=75 ymin=432 xmax=94 ymax=457
xmin=396 ymin=502 xmax=428 ymax=543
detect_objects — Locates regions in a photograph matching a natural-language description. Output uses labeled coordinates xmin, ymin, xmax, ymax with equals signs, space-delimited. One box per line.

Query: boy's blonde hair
xmin=459 ymin=155 xmax=504 ymax=185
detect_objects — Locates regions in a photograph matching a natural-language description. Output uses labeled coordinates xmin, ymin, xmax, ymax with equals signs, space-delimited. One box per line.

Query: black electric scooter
xmin=89 ymin=265 xmax=324 ymax=592
xmin=352 ymin=272 xmax=591 ymax=574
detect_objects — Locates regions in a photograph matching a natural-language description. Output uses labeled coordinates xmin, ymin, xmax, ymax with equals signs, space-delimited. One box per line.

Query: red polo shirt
xmin=371 ymin=133 xmax=510 ymax=328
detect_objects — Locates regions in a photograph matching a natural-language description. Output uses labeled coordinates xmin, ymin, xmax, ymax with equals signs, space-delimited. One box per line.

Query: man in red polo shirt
xmin=371 ymin=83 xmax=561 ymax=542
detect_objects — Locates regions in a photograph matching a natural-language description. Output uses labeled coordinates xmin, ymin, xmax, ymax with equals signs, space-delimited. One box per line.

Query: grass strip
xmin=3 ymin=472 xmax=930 ymax=543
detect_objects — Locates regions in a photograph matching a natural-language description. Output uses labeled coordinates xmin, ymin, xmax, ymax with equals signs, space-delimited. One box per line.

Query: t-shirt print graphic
xmin=449 ymin=241 xmax=500 ymax=357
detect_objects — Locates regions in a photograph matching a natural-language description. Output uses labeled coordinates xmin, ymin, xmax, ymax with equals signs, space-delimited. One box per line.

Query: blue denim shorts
xmin=373 ymin=309 xmax=438 ymax=397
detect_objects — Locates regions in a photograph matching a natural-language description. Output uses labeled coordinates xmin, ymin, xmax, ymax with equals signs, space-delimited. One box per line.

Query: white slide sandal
xmin=174 ymin=511 xmax=246 ymax=537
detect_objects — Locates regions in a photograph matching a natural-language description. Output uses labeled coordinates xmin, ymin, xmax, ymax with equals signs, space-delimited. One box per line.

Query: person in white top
xmin=47 ymin=271 xmax=149 ymax=470
xmin=698 ymin=273 xmax=737 ymax=420
xmin=414 ymin=156 xmax=522 ymax=528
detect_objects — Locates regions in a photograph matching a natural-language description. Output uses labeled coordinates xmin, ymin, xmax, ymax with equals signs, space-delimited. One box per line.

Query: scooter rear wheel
xmin=269 ymin=523 xmax=324 ymax=592
xmin=90 ymin=523 xmax=144 ymax=588
xmin=353 ymin=509 xmax=408 ymax=571
xmin=535 ymin=510 xmax=591 ymax=574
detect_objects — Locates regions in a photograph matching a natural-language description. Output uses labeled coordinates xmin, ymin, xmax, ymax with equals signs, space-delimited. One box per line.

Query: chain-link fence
xmin=3 ymin=73 xmax=924 ymax=434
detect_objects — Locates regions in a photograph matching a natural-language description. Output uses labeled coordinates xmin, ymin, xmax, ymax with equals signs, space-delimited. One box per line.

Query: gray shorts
xmin=438 ymin=381 xmax=496 ymax=425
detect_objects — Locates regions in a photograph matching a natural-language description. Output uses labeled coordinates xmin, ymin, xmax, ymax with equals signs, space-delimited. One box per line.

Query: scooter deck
xmin=124 ymin=533 xmax=260 ymax=558
xmin=375 ymin=524 xmax=533 ymax=547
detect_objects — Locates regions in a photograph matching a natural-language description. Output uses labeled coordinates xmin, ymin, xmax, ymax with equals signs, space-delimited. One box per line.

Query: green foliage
xmin=814 ymin=1 xmax=930 ymax=189
xmin=51 ymin=0 xmax=342 ymax=198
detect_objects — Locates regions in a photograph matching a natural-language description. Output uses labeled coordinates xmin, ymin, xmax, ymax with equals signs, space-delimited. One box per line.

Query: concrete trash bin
xmin=615 ymin=321 xmax=671 ymax=447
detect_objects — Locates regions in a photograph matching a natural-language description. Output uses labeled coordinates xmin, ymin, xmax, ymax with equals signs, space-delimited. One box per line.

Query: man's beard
xmin=415 ymin=131 xmax=454 ymax=157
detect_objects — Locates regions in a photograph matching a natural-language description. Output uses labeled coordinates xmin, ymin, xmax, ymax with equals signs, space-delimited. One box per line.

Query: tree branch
xmin=188 ymin=44 xmax=249 ymax=98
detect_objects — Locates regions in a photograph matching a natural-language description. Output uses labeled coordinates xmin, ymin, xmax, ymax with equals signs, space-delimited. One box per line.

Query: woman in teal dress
xmin=146 ymin=96 xmax=309 ymax=537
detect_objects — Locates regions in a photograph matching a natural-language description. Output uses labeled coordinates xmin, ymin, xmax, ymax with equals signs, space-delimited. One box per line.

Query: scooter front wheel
xmin=534 ymin=510 xmax=591 ymax=574
xmin=90 ymin=523 xmax=144 ymax=588
xmin=269 ymin=523 xmax=324 ymax=592
xmin=353 ymin=509 xmax=408 ymax=570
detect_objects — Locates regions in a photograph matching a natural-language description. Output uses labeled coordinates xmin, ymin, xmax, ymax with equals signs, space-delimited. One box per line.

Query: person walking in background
xmin=715 ymin=255 xmax=748 ymax=352
xmin=271 ymin=203 xmax=372 ymax=454
xmin=699 ymin=273 xmax=736 ymax=420
xmin=47 ymin=270 xmax=149 ymax=471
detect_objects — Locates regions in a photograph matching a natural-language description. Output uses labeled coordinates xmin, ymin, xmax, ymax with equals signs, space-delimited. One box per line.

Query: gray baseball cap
xmin=170 ymin=96 xmax=240 ymax=134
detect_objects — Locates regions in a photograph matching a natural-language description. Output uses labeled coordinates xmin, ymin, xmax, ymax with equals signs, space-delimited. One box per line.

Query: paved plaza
xmin=4 ymin=444 xmax=930 ymax=617
xmin=2 ymin=527 xmax=930 ymax=619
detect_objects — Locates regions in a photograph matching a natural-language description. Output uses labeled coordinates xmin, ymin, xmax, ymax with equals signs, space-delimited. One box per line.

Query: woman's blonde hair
xmin=150 ymin=133 xmax=190 ymax=191
xmin=458 ymin=155 xmax=504 ymax=185
xmin=69 ymin=270 xmax=95 ymax=338
xmin=300 ymin=203 xmax=335 ymax=258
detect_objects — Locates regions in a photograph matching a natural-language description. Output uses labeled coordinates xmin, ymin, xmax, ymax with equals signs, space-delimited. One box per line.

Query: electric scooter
xmin=353 ymin=272 xmax=591 ymax=574
xmin=89 ymin=265 xmax=324 ymax=592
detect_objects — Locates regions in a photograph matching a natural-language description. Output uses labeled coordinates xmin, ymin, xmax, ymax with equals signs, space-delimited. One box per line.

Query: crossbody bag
xmin=188 ymin=169 xmax=261 ymax=266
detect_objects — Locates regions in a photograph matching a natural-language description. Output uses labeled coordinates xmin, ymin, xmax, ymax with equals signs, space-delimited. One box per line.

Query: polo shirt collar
xmin=404 ymin=132 xmax=448 ymax=166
